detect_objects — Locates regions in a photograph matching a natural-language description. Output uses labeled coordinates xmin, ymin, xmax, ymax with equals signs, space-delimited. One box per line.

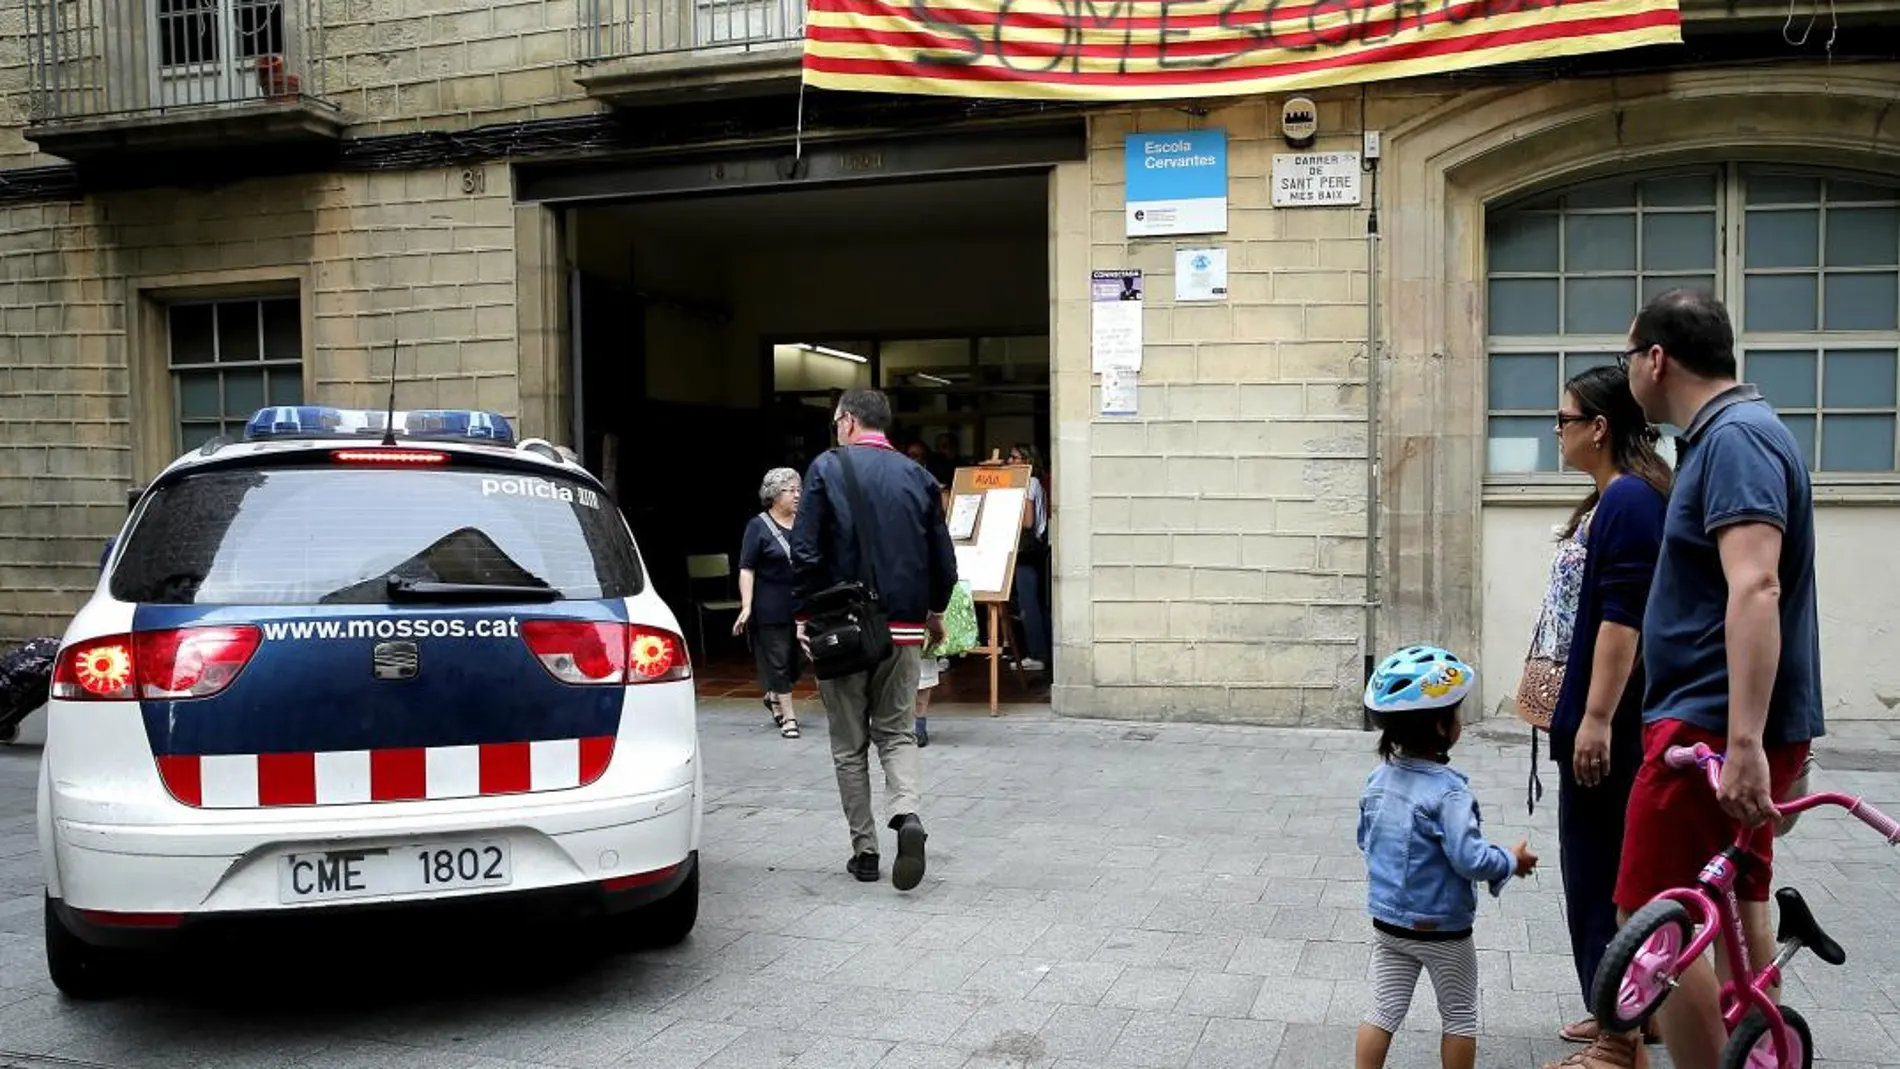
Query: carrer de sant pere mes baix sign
xmin=801 ymin=0 xmax=1684 ymax=102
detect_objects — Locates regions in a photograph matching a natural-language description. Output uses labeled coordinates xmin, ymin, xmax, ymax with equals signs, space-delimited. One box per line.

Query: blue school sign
xmin=1125 ymin=130 xmax=1228 ymax=238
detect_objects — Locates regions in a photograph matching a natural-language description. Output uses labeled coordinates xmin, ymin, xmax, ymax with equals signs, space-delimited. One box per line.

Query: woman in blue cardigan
xmin=1541 ymin=366 xmax=1671 ymax=1069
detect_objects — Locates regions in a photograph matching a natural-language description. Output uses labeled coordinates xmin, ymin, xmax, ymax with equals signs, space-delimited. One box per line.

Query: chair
xmin=685 ymin=553 xmax=743 ymax=661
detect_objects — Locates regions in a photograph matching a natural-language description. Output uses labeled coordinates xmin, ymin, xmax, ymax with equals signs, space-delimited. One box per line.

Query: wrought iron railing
xmin=579 ymin=0 xmax=805 ymax=61
xmin=27 ymin=0 xmax=330 ymax=123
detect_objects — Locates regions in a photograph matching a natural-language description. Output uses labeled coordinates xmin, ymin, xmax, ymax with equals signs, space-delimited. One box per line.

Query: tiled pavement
xmin=0 ymin=706 xmax=1897 ymax=1068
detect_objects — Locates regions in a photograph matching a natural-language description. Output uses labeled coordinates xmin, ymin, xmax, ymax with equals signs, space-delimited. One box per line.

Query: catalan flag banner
xmin=801 ymin=0 xmax=1682 ymax=102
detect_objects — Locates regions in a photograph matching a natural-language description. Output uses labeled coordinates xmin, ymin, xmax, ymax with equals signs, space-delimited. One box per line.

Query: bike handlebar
xmin=1665 ymin=743 xmax=1900 ymax=845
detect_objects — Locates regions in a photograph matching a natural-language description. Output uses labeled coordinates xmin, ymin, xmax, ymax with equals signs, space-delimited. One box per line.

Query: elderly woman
xmin=734 ymin=467 xmax=804 ymax=739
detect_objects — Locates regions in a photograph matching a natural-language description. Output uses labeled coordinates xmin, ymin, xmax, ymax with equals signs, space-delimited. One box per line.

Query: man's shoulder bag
xmin=804 ymin=446 xmax=894 ymax=680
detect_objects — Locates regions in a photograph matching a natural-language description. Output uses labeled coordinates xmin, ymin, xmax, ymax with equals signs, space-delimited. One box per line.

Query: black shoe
xmin=889 ymin=814 xmax=927 ymax=891
xmin=846 ymin=852 xmax=880 ymax=882
xmin=917 ymin=727 xmax=930 ymax=748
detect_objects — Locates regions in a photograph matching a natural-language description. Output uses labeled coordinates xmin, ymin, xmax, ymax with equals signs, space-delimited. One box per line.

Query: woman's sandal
xmin=779 ymin=717 xmax=799 ymax=739
xmin=764 ymin=695 xmax=784 ymax=727
xmin=1561 ymin=1017 xmax=1662 ymax=1045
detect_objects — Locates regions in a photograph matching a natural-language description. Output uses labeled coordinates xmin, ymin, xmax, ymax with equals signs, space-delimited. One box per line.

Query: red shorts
xmin=1613 ymin=718 xmax=1811 ymax=913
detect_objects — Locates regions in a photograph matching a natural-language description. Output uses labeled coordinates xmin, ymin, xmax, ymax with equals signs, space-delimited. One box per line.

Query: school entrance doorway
xmin=556 ymin=165 xmax=1057 ymax=709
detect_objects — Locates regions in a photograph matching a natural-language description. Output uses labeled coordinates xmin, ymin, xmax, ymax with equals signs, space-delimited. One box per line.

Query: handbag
xmin=803 ymin=447 xmax=895 ymax=681
xmin=1513 ymin=624 xmax=1562 ymax=732
xmin=927 ymin=580 xmax=978 ymax=659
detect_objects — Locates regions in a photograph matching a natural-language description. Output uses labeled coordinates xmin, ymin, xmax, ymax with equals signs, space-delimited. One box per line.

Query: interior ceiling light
xmin=798 ymin=343 xmax=868 ymax=364
xmin=913 ymin=373 xmax=951 ymax=386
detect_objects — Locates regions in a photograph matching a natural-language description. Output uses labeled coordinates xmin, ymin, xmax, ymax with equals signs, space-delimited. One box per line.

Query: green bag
xmin=928 ymin=580 xmax=978 ymax=659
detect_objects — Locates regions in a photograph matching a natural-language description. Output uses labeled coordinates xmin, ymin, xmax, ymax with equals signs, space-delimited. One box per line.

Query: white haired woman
xmin=735 ymin=467 xmax=804 ymax=738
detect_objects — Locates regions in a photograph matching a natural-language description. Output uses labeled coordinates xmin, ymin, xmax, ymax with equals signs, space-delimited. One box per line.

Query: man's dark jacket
xmin=790 ymin=440 xmax=958 ymax=639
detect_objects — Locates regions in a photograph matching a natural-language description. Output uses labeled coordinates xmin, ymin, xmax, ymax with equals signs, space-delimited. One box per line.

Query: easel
xmin=947 ymin=457 xmax=1033 ymax=714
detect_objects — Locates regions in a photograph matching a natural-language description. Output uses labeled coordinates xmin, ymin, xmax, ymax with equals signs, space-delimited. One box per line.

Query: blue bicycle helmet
xmin=1363 ymin=645 xmax=1476 ymax=722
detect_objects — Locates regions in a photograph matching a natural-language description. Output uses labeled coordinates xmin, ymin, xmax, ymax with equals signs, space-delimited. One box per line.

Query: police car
xmin=38 ymin=406 xmax=701 ymax=997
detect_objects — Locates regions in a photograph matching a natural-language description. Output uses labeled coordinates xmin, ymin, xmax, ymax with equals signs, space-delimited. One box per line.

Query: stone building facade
xmin=2 ymin=2 xmax=1898 ymax=729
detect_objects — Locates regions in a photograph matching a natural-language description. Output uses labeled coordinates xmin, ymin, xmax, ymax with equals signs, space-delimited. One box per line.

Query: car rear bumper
xmin=47 ymin=778 xmax=697 ymax=935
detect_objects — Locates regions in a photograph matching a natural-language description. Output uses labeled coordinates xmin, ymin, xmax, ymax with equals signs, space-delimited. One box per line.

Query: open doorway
xmin=566 ymin=172 xmax=1053 ymax=706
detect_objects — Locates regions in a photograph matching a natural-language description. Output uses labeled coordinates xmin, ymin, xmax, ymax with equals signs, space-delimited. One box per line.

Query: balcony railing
xmin=580 ymin=0 xmax=805 ymax=60
xmin=27 ymin=0 xmax=331 ymax=125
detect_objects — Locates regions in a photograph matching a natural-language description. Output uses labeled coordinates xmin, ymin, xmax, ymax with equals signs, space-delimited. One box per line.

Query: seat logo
xmin=372 ymin=640 xmax=419 ymax=680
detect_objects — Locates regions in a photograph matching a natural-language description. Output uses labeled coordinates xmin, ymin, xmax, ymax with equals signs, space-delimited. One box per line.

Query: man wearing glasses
xmin=1611 ymin=289 xmax=1824 ymax=1068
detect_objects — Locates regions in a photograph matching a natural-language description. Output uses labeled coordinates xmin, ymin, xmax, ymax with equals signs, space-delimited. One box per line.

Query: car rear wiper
xmin=385 ymin=576 xmax=562 ymax=603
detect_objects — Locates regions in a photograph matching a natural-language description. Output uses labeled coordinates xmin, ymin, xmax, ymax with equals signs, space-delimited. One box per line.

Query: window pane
xmin=267 ymin=370 xmax=303 ymax=406
xmin=1565 ymin=277 xmax=1637 ymax=334
xmin=1827 ymin=178 xmax=1900 ymax=204
xmin=1642 ymin=213 xmax=1716 ymax=271
xmin=1823 ymin=273 xmax=1899 ymax=331
xmin=1747 ymin=174 xmax=1822 ymax=205
xmin=1644 ymin=275 xmax=1717 ymax=302
xmin=1488 ymin=353 xmax=1558 ymax=410
xmin=217 ymin=302 xmax=261 ymax=363
xmin=223 ymin=370 xmax=266 ymax=418
xmin=1823 ymin=350 xmax=1897 ymax=408
xmin=1779 ymin=414 xmax=1816 ymax=470
xmin=1487 ymin=213 xmax=1559 ymax=273
xmin=177 ymin=373 xmax=220 ymax=419
xmin=1744 ymin=275 xmax=1818 ymax=332
xmin=1643 ymin=174 xmax=1717 ymax=207
xmin=1745 ymin=210 xmax=1820 ymax=268
xmin=1487 ymin=416 xmax=1556 ymax=473
xmin=1488 ymin=279 xmax=1559 ymax=335
xmin=169 ymin=304 xmax=216 ymax=365
xmin=1566 ymin=214 xmax=1636 ymax=272
xmin=261 ymin=299 xmax=302 ymax=359
xmin=1564 ymin=352 xmax=1618 ymax=378
xmin=1566 ymin=179 xmax=1636 ymax=209
xmin=1824 ymin=208 xmax=1899 ymax=268
xmin=1820 ymin=414 xmax=1896 ymax=471
xmin=1747 ymin=350 xmax=1817 ymax=408
xmin=179 ymin=423 xmax=221 ymax=453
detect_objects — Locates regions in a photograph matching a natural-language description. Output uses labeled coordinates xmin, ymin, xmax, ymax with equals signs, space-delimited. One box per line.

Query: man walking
xmin=791 ymin=388 xmax=958 ymax=891
xmin=1614 ymin=289 xmax=1825 ymax=1069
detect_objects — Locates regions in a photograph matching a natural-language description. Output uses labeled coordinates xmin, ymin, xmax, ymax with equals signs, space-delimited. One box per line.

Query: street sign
xmin=1272 ymin=151 xmax=1363 ymax=207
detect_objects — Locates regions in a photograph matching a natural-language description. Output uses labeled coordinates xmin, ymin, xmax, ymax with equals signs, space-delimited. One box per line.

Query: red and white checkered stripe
xmin=154 ymin=737 xmax=616 ymax=809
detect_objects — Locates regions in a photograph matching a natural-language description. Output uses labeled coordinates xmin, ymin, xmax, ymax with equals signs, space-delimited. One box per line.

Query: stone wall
xmin=0 ymin=164 xmax=520 ymax=642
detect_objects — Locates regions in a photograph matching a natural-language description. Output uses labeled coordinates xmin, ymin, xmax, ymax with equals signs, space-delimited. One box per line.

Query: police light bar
xmin=243 ymin=406 xmax=516 ymax=446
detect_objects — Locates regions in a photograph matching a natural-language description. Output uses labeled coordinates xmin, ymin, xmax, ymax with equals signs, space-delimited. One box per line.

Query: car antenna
xmin=379 ymin=335 xmax=400 ymax=447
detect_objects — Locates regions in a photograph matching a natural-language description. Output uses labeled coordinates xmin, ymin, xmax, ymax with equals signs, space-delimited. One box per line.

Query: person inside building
xmin=734 ymin=467 xmax=805 ymax=740
xmin=1007 ymin=443 xmax=1051 ymax=674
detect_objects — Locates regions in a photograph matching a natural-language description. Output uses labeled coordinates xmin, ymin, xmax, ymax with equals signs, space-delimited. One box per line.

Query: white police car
xmin=38 ymin=406 xmax=701 ymax=997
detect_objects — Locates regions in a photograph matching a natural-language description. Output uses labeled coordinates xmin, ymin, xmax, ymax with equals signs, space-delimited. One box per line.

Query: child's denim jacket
xmin=1357 ymin=757 xmax=1516 ymax=932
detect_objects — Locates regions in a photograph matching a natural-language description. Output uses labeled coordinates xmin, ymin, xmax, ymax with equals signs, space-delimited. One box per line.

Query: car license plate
xmin=278 ymin=840 xmax=511 ymax=904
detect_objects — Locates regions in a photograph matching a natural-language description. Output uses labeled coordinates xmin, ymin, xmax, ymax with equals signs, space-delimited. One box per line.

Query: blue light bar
xmin=243 ymin=406 xmax=516 ymax=446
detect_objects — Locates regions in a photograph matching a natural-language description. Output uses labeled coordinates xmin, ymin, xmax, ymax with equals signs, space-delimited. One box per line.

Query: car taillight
xmin=134 ymin=626 xmax=261 ymax=699
xmin=331 ymin=448 xmax=448 ymax=465
xmin=52 ymin=636 xmax=136 ymax=700
xmin=52 ymin=626 xmax=261 ymax=702
xmin=520 ymin=622 xmax=691 ymax=685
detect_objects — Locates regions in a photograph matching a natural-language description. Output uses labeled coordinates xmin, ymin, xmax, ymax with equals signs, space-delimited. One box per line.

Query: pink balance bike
xmin=1590 ymin=742 xmax=1900 ymax=1068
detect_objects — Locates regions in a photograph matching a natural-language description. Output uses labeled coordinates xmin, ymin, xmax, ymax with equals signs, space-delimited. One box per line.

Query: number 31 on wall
xmin=461 ymin=167 xmax=487 ymax=194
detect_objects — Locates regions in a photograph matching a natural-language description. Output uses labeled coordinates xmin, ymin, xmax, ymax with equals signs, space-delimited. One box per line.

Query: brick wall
xmin=0 ymin=165 xmax=518 ymax=642
xmin=1067 ymin=92 xmax=1446 ymax=728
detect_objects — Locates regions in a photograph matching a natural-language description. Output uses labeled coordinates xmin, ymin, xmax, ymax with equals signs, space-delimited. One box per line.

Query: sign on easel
xmin=947 ymin=461 xmax=1032 ymax=713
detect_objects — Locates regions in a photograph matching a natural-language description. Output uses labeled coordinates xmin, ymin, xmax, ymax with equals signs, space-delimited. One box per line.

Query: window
xmin=167 ymin=297 xmax=303 ymax=452
xmin=1485 ymin=165 xmax=1900 ymax=475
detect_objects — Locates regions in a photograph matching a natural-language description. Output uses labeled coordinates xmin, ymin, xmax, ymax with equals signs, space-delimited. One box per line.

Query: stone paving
xmin=0 ymin=704 xmax=1897 ymax=1069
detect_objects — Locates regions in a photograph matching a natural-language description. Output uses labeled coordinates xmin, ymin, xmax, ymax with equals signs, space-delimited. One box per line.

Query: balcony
xmin=25 ymin=0 xmax=343 ymax=166
xmin=576 ymin=0 xmax=807 ymax=106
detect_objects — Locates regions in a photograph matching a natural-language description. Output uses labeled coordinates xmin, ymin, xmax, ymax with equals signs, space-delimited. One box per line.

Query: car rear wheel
xmin=44 ymin=897 xmax=135 ymax=1000
xmin=608 ymin=858 xmax=699 ymax=950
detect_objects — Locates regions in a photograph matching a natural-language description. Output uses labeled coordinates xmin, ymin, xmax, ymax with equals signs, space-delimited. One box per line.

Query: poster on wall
xmin=1126 ymin=131 xmax=1227 ymax=238
xmin=1100 ymin=365 xmax=1138 ymax=416
xmin=1175 ymin=248 xmax=1228 ymax=302
xmin=1091 ymin=269 xmax=1143 ymax=372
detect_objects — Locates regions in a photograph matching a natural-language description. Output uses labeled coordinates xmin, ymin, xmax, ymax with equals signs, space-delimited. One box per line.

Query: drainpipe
xmin=1360 ymin=122 xmax=1382 ymax=730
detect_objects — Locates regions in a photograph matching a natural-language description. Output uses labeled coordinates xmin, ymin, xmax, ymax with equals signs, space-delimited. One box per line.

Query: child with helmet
xmin=1355 ymin=645 xmax=1539 ymax=1069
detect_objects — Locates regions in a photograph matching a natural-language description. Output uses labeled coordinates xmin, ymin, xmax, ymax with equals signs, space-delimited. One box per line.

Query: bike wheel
xmin=1719 ymin=1005 xmax=1813 ymax=1069
xmin=1590 ymin=898 xmax=1694 ymax=1032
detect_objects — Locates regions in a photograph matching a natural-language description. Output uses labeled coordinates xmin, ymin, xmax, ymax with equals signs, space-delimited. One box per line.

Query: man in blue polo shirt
xmin=1614 ymin=289 xmax=1824 ymax=1069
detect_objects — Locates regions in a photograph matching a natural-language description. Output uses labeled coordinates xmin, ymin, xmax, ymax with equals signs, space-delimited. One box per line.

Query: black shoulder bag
xmin=803 ymin=447 xmax=894 ymax=680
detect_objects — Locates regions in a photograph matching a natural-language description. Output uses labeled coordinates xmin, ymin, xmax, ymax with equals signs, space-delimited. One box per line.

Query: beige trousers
xmin=817 ymin=645 xmax=923 ymax=856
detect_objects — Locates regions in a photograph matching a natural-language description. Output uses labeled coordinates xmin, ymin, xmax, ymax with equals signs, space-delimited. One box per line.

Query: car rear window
xmin=110 ymin=466 xmax=642 ymax=606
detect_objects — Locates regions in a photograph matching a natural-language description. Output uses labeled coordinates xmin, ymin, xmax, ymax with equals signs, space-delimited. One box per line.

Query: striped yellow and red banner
xmin=801 ymin=0 xmax=1682 ymax=101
